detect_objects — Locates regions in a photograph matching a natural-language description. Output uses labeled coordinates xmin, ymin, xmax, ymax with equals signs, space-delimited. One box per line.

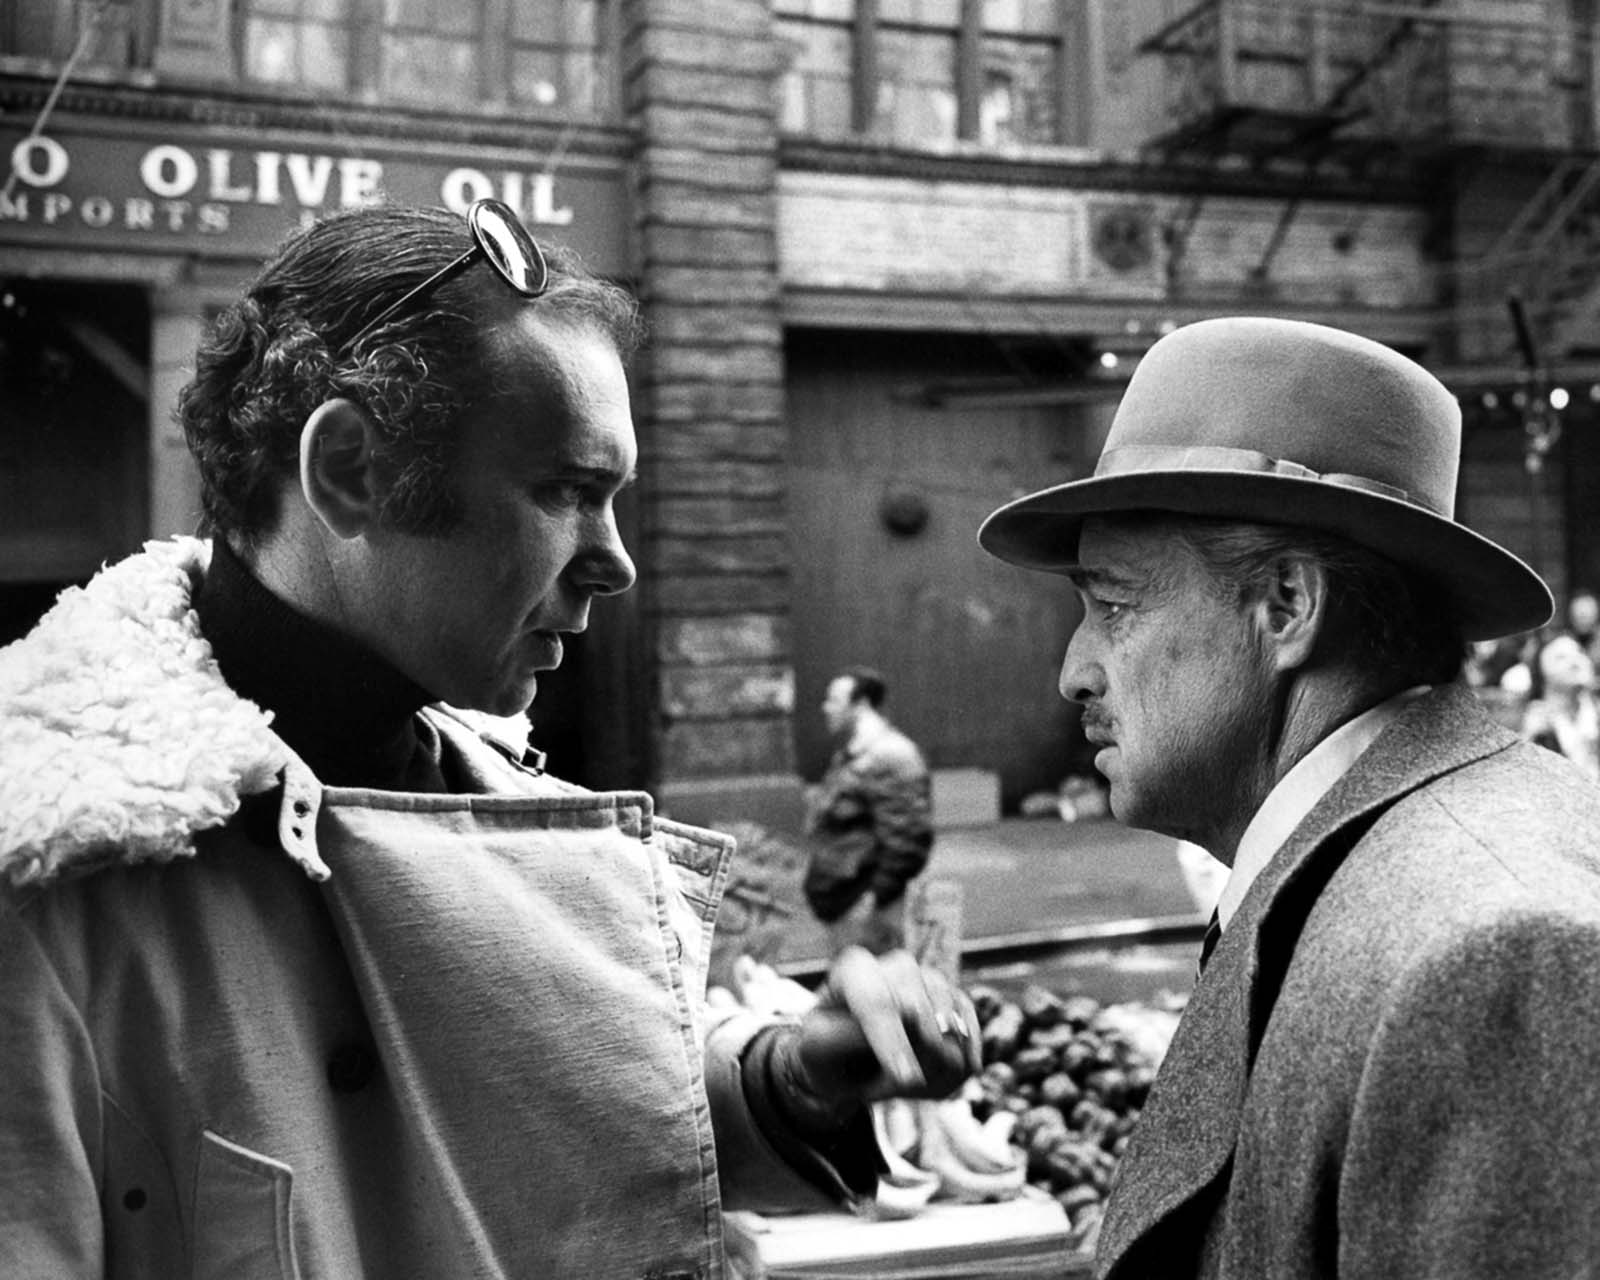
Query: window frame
xmin=0 ymin=0 xmax=160 ymax=75
xmin=781 ymin=0 xmax=1086 ymax=148
xmin=234 ymin=0 xmax=622 ymax=120
xmin=0 ymin=0 xmax=621 ymax=121
xmin=238 ymin=0 xmax=365 ymax=97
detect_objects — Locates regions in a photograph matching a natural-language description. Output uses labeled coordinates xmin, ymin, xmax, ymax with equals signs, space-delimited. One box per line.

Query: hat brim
xmin=978 ymin=470 xmax=1553 ymax=642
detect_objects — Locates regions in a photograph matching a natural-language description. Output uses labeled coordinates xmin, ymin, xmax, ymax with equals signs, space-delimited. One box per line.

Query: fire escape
xmin=1140 ymin=0 xmax=1600 ymax=366
xmin=1141 ymin=0 xmax=1600 ymax=581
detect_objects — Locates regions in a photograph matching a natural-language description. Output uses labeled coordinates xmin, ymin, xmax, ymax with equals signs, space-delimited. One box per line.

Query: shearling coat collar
xmin=0 ymin=537 xmax=534 ymax=891
xmin=0 ymin=538 xmax=286 ymax=889
xmin=1094 ymin=684 xmax=1522 ymax=1278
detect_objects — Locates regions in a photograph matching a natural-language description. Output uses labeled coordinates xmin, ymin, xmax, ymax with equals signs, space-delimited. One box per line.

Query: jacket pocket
xmin=192 ymin=1131 xmax=301 ymax=1280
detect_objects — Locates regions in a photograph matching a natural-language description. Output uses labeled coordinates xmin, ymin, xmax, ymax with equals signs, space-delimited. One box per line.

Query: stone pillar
xmin=624 ymin=0 xmax=799 ymax=823
xmin=148 ymin=291 xmax=205 ymax=539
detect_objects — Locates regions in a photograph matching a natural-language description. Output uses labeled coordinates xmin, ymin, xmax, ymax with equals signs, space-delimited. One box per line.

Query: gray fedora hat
xmin=978 ymin=316 xmax=1552 ymax=641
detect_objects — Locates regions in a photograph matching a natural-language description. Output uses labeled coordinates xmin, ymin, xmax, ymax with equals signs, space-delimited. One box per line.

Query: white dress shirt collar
xmin=1214 ymin=686 xmax=1430 ymax=931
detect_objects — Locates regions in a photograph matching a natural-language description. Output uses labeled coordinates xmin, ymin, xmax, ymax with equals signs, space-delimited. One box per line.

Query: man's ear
xmin=1254 ymin=555 xmax=1328 ymax=674
xmin=299 ymin=399 xmax=382 ymax=539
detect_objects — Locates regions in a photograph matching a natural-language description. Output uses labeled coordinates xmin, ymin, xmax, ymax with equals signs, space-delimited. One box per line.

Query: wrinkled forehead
xmin=482 ymin=307 xmax=624 ymax=394
xmin=454 ymin=318 xmax=633 ymax=473
xmin=1071 ymin=515 xmax=1203 ymax=586
xmin=471 ymin=313 xmax=633 ymax=435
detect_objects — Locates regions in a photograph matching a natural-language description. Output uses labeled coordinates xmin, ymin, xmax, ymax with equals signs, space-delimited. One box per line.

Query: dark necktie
xmin=1196 ymin=909 xmax=1223 ymax=978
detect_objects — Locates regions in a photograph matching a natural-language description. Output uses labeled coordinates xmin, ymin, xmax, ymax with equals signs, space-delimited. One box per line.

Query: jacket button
xmin=326 ymin=1042 xmax=379 ymax=1093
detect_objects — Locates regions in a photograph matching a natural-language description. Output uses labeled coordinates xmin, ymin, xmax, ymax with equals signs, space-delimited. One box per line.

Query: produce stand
xmin=721 ymin=910 xmax=1205 ymax=1279
xmin=724 ymin=1189 xmax=1087 ymax=1279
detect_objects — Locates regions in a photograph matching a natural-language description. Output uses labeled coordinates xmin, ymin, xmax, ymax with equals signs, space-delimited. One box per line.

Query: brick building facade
xmin=2 ymin=0 xmax=1593 ymax=825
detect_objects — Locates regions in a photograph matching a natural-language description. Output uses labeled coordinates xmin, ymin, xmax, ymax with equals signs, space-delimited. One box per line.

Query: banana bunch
xmin=713 ymin=957 xmax=1029 ymax=1218
xmin=870 ymin=1100 xmax=941 ymax=1218
xmin=871 ymin=1096 xmax=1028 ymax=1217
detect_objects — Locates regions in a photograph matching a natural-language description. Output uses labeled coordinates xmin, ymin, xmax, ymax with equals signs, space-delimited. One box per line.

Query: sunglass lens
xmin=470 ymin=199 xmax=547 ymax=296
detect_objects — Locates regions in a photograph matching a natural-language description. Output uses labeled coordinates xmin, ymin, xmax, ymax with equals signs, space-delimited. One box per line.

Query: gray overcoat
xmin=1098 ymin=683 xmax=1600 ymax=1279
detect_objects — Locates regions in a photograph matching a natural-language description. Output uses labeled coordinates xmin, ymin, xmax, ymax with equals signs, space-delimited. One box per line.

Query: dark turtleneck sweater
xmin=194 ymin=542 xmax=874 ymax=1190
xmin=194 ymin=538 xmax=454 ymax=792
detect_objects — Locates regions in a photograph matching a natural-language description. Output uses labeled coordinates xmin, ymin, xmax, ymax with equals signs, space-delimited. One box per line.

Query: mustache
xmin=1080 ymin=708 xmax=1114 ymax=739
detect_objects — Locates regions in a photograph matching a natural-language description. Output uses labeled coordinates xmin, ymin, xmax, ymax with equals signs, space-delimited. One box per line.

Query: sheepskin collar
xmin=0 ymin=538 xmax=287 ymax=889
xmin=0 ymin=538 xmax=539 ymax=891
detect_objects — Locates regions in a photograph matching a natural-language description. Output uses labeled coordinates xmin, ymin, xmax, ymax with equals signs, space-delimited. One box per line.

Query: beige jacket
xmin=0 ymin=538 xmax=837 ymax=1280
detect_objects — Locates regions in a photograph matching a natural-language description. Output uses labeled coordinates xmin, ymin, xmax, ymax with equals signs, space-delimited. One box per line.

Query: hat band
xmin=1097 ymin=445 xmax=1416 ymax=506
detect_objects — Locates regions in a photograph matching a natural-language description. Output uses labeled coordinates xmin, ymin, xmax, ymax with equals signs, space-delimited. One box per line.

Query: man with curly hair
xmin=0 ymin=202 xmax=979 ymax=1278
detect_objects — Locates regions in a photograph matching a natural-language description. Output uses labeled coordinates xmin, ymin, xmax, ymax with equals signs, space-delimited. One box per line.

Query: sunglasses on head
xmin=345 ymin=198 xmax=549 ymax=349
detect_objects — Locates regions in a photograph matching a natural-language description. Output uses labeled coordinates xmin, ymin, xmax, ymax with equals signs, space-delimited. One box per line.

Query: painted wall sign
xmin=1 ymin=125 xmax=630 ymax=273
xmin=777 ymin=171 xmax=1433 ymax=310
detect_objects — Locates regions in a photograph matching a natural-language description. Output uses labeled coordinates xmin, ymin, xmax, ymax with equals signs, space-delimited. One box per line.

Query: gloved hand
xmin=770 ymin=946 xmax=982 ymax=1131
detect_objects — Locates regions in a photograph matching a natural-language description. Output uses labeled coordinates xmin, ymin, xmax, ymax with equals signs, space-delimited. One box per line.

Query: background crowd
xmin=1464 ymin=586 xmax=1600 ymax=781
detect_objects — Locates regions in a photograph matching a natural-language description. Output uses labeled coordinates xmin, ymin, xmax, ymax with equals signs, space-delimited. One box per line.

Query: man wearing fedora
xmin=980 ymin=316 xmax=1600 ymax=1278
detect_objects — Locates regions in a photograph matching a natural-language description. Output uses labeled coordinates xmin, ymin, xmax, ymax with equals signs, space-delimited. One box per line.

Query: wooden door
xmin=785 ymin=329 xmax=1101 ymax=808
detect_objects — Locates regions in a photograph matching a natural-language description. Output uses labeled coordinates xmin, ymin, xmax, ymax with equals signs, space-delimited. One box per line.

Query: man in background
xmin=804 ymin=667 xmax=934 ymax=955
xmin=1566 ymin=585 xmax=1600 ymax=668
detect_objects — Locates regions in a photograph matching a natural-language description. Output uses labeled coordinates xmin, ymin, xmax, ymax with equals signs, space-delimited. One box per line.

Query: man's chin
xmin=459 ymin=675 xmax=540 ymax=719
xmin=494 ymin=680 xmax=540 ymax=718
xmin=1108 ymin=792 xmax=1194 ymax=844
xmin=1103 ymin=780 xmax=1150 ymax=830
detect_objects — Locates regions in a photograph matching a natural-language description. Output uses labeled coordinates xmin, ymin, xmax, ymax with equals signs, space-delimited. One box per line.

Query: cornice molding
xmin=776 ymin=135 xmax=1436 ymax=204
xmin=779 ymin=284 xmax=1446 ymax=347
xmin=0 ymin=72 xmax=636 ymax=159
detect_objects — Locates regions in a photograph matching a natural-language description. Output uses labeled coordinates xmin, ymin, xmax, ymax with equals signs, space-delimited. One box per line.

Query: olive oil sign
xmin=0 ymin=125 xmax=626 ymax=271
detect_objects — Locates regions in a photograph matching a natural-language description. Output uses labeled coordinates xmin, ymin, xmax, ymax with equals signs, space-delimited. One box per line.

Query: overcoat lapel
xmin=1095 ymin=685 xmax=1519 ymax=1279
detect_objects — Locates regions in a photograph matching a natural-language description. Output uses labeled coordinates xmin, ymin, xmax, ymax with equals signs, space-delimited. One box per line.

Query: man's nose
xmin=1058 ymin=629 xmax=1102 ymax=703
xmin=593 ymin=548 xmax=636 ymax=596
xmin=576 ymin=510 xmax=636 ymax=597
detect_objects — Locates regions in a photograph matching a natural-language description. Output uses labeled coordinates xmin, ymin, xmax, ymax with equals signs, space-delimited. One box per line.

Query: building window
xmin=980 ymin=0 xmax=1064 ymax=146
xmin=2 ymin=0 xmax=144 ymax=71
xmin=777 ymin=1 xmax=855 ymax=136
xmin=508 ymin=0 xmax=610 ymax=115
xmin=237 ymin=0 xmax=615 ymax=117
xmin=876 ymin=0 xmax=960 ymax=146
xmin=776 ymin=0 xmax=1079 ymax=148
xmin=244 ymin=0 xmax=355 ymax=92
xmin=379 ymin=0 xmax=479 ymax=105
